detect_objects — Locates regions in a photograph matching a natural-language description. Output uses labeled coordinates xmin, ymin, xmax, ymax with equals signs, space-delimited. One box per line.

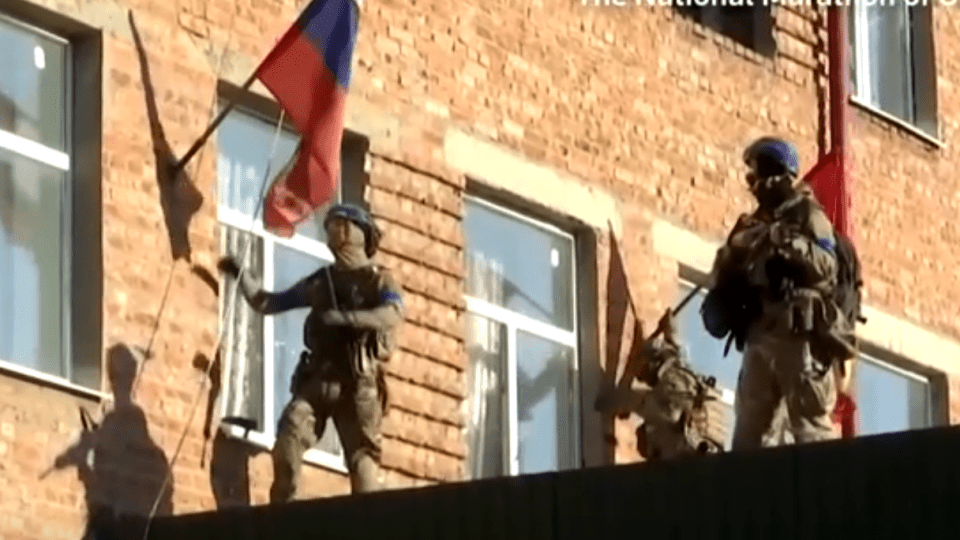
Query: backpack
xmin=777 ymin=192 xmax=864 ymax=324
xmin=831 ymin=234 xmax=866 ymax=325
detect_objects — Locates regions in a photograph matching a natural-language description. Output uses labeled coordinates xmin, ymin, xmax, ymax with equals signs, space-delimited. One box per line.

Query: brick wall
xmin=2 ymin=0 xmax=959 ymax=538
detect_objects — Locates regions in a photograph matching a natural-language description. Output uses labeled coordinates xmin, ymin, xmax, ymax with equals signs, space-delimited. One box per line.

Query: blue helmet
xmin=742 ymin=137 xmax=799 ymax=178
xmin=324 ymin=203 xmax=382 ymax=256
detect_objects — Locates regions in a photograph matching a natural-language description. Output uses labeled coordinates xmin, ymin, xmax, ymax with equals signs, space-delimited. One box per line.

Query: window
xmin=852 ymin=353 xmax=933 ymax=436
xmin=675 ymin=5 xmax=775 ymax=56
xmin=675 ymin=281 xmax=737 ymax=449
xmin=850 ymin=3 xmax=938 ymax=135
xmin=0 ymin=13 xmax=100 ymax=390
xmin=463 ymin=196 xmax=581 ymax=479
xmin=216 ymin=105 xmax=364 ymax=468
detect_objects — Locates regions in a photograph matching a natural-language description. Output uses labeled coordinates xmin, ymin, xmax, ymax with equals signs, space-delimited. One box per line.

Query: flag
xmin=831 ymin=391 xmax=858 ymax=438
xmin=802 ymin=150 xmax=859 ymax=437
xmin=256 ymin=0 xmax=360 ymax=237
xmin=801 ymin=149 xmax=851 ymax=238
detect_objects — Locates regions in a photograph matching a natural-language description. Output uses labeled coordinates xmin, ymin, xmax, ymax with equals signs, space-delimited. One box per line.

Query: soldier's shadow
xmin=45 ymin=344 xmax=173 ymax=539
xmin=129 ymin=11 xmax=203 ymax=263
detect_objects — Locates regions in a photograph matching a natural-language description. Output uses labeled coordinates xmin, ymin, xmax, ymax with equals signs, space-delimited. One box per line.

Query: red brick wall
xmin=2 ymin=0 xmax=959 ymax=538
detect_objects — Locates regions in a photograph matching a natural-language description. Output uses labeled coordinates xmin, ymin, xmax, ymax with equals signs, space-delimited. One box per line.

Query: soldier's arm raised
xmin=320 ymin=269 xmax=404 ymax=331
xmin=217 ymin=257 xmax=313 ymax=315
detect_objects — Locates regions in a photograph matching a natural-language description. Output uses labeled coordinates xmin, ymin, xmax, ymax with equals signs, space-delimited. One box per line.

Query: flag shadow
xmin=129 ymin=11 xmax=204 ymax=263
xmin=594 ymin=224 xmax=654 ymax=456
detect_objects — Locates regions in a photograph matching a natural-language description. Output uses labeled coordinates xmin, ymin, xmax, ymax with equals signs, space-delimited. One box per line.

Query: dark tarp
xmin=109 ymin=426 xmax=960 ymax=540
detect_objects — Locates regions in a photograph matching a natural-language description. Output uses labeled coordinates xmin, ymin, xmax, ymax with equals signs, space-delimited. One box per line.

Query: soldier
xmin=701 ymin=137 xmax=856 ymax=450
xmin=635 ymin=309 xmax=725 ymax=460
xmin=218 ymin=203 xmax=403 ymax=501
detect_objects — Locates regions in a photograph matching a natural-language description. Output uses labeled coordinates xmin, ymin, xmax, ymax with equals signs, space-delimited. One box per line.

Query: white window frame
xmin=849 ymin=1 xmax=941 ymax=143
xmin=851 ymin=2 xmax=916 ymax=113
xmin=0 ymin=14 xmax=88 ymax=394
xmin=854 ymin=351 xmax=934 ymax=432
xmin=851 ymin=3 xmax=915 ymax=116
xmin=215 ymin=106 xmax=346 ymax=473
xmin=463 ymin=195 xmax=581 ymax=477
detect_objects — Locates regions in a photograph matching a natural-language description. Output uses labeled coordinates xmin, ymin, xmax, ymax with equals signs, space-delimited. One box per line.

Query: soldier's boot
xmin=350 ymin=452 xmax=381 ymax=493
xmin=269 ymin=399 xmax=317 ymax=504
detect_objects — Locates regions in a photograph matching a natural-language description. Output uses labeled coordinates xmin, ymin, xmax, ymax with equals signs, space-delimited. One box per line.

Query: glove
xmin=656 ymin=308 xmax=676 ymax=337
xmin=217 ymin=256 xmax=242 ymax=278
xmin=767 ymin=221 xmax=792 ymax=246
xmin=729 ymin=223 xmax=768 ymax=250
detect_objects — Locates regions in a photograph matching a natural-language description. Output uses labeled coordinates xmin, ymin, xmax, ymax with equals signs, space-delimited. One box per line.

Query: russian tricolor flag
xmin=256 ymin=0 xmax=360 ymax=237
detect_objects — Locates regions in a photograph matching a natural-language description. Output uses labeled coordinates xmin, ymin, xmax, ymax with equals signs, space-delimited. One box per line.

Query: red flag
xmin=255 ymin=0 xmax=360 ymax=237
xmin=802 ymin=150 xmax=858 ymax=438
xmin=831 ymin=391 xmax=858 ymax=438
xmin=801 ymin=149 xmax=852 ymax=238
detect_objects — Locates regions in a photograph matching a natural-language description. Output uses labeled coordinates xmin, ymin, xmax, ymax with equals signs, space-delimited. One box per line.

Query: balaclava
xmin=327 ymin=218 xmax=370 ymax=269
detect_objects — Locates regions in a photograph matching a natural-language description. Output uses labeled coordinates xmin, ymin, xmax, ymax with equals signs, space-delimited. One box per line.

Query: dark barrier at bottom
xmin=106 ymin=426 xmax=960 ymax=540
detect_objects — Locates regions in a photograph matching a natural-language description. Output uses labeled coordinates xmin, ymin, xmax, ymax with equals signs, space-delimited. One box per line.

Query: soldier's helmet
xmin=742 ymin=137 xmax=799 ymax=179
xmin=324 ymin=203 xmax=382 ymax=257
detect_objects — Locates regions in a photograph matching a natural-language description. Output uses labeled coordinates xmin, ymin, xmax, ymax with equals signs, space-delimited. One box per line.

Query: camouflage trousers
xmin=732 ymin=311 xmax=839 ymax=450
xmin=638 ymin=362 xmax=725 ymax=460
xmin=270 ymin=360 xmax=383 ymax=503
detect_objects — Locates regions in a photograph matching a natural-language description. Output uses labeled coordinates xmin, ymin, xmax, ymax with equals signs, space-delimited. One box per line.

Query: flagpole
xmin=171 ymin=69 xmax=260 ymax=174
xmin=827 ymin=5 xmax=850 ymax=238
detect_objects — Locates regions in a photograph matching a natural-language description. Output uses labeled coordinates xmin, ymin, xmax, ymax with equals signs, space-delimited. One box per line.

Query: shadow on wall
xmin=595 ymin=227 xmax=652 ymax=459
xmin=44 ymin=344 xmax=173 ymax=539
xmin=128 ymin=11 xmax=204 ymax=263
xmin=194 ymin=349 xmax=266 ymax=509
xmin=209 ymin=429 xmax=260 ymax=509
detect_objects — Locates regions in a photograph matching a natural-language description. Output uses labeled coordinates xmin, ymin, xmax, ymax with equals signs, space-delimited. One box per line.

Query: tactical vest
xmin=749 ymin=195 xmax=821 ymax=290
xmin=296 ymin=264 xmax=399 ymax=396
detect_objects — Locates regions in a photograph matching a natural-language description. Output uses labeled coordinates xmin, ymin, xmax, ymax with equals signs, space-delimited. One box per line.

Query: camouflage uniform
xmin=708 ymin=138 xmax=847 ymax=450
xmin=220 ymin=204 xmax=403 ymax=501
xmin=636 ymin=311 xmax=725 ymax=460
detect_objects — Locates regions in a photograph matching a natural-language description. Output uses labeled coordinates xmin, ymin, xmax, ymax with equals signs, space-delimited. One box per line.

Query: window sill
xmin=0 ymin=359 xmax=107 ymax=402
xmin=849 ymin=97 xmax=944 ymax=149
xmin=220 ymin=423 xmax=349 ymax=474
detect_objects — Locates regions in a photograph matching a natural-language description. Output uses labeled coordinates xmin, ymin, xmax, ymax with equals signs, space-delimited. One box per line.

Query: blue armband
xmin=380 ymin=291 xmax=403 ymax=306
